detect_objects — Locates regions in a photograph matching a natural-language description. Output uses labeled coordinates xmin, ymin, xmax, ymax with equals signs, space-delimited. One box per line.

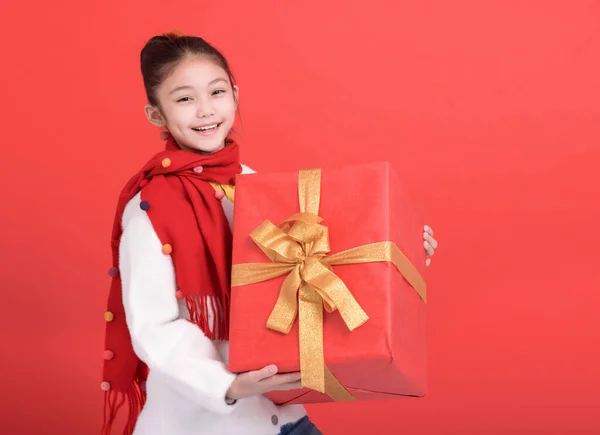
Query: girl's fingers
xmin=424 ymin=241 xmax=434 ymax=256
xmin=262 ymin=373 xmax=301 ymax=391
xmin=424 ymin=233 xmax=438 ymax=249
xmin=271 ymin=372 xmax=302 ymax=386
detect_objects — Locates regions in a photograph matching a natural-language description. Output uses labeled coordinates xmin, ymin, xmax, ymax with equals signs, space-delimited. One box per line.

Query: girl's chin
xmin=169 ymin=128 xmax=229 ymax=154
xmin=181 ymin=140 xmax=225 ymax=155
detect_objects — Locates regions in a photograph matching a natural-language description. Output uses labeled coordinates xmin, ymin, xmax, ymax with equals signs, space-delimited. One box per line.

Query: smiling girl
xmin=101 ymin=32 xmax=438 ymax=435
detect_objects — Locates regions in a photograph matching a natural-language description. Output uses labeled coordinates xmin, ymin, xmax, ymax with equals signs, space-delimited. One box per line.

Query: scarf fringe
xmin=185 ymin=293 xmax=230 ymax=341
xmin=102 ymin=381 xmax=146 ymax=435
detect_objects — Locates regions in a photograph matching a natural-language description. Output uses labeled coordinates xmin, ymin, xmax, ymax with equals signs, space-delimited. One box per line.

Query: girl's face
xmin=145 ymin=56 xmax=238 ymax=154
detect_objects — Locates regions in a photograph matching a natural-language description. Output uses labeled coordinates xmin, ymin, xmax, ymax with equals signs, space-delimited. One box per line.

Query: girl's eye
xmin=177 ymin=97 xmax=192 ymax=102
xmin=212 ymin=89 xmax=226 ymax=95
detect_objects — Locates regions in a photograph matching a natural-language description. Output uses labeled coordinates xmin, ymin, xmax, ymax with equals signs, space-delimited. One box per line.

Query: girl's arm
xmin=119 ymin=194 xmax=238 ymax=414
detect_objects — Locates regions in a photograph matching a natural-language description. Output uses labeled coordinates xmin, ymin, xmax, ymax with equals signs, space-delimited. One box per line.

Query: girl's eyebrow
xmin=169 ymin=85 xmax=194 ymax=95
xmin=209 ymin=78 xmax=228 ymax=85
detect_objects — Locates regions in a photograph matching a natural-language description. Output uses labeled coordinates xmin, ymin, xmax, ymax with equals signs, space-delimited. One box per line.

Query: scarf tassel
xmin=102 ymin=381 xmax=146 ymax=435
xmin=185 ymin=294 xmax=230 ymax=341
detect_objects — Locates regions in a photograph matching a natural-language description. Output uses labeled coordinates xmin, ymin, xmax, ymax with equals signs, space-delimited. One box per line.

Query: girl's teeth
xmin=196 ymin=125 xmax=218 ymax=131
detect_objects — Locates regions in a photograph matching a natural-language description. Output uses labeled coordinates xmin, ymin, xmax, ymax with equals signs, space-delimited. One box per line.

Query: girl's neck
xmin=177 ymin=140 xmax=228 ymax=155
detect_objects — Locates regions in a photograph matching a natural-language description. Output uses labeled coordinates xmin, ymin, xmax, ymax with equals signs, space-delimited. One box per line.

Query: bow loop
xmin=249 ymin=220 xmax=303 ymax=264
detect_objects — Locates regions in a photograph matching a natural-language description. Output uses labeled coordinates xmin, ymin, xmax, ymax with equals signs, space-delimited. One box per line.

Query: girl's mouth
xmin=191 ymin=123 xmax=222 ymax=136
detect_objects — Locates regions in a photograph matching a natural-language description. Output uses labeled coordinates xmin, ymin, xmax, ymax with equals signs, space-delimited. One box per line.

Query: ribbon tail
xmin=266 ymin=267 xmax=302 ymax=334
xmin=302 ymin=258 xmax=369 ymax=331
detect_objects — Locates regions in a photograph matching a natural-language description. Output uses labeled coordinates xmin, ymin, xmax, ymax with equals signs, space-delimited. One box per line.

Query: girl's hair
xmin=140 ymin=31 xmax=237 ymax=107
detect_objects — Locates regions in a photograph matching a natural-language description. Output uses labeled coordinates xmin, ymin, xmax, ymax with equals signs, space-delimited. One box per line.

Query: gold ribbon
xmin=232 ymin=169 xmax=426 ymax=401
xmin=209 ymin=182 xmax=235 ymax=202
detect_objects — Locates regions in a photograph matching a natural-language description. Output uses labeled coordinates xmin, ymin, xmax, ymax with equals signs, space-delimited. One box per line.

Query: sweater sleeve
xmin=118 ymin=193 xmax=238 ymax=414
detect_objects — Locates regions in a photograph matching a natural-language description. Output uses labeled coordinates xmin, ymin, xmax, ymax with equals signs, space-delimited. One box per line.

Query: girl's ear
xmin=233 ymin=85 xmax=240 ymax=110
xmin=144 ymin=104 xmax=166 ymax=128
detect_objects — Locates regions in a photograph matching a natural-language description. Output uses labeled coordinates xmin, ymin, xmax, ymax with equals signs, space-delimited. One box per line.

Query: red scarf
xmin=101 ymin=137 xmax=242 ymax=434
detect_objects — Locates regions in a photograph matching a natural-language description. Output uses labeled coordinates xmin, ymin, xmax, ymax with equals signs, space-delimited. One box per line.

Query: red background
xmin=1 ymin=1 xmax=599 ymax=434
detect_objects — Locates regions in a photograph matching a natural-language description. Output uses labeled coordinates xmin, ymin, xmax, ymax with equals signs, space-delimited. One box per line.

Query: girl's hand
xmin=424 ymin=225 xmax=438 ymax=266
xmin=226 ymin=365 xmax=302 ymax=401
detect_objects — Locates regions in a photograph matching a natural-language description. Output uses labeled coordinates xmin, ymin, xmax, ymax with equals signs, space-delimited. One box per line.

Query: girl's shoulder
xmin=240 ymin=164 xmax=256 ymax=175
xmin=121 ymin=191 xmax=145 ymax=231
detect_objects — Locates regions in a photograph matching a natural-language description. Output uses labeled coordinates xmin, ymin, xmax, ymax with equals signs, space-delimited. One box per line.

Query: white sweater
xmin=118 ymin=165 xmax=307 ymax=435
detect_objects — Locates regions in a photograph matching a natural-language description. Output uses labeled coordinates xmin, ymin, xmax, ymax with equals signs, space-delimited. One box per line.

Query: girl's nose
xmin=197 ymin=100 xmax=215 ymax=118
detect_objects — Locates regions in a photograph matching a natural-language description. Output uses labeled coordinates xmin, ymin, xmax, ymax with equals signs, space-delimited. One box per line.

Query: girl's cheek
xmin=217 ymin=97 xmax=236 ymax=112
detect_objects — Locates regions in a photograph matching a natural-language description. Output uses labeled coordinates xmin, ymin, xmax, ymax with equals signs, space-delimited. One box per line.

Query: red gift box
xmin=228 ymin=162 xmax=427 ymax=404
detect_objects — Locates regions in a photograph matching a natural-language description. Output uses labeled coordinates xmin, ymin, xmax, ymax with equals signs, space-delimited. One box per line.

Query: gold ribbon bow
xmin=232 ymin=169 xmax=427 ymax=401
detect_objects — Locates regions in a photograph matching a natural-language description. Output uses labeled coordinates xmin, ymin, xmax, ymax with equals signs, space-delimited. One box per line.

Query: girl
xmin=101 ymin=32 xmax=438 ymax=435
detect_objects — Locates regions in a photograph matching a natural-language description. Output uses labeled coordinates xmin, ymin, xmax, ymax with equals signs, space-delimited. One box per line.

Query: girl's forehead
xmin=166 ymin=56 xmax=228 ymax=85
